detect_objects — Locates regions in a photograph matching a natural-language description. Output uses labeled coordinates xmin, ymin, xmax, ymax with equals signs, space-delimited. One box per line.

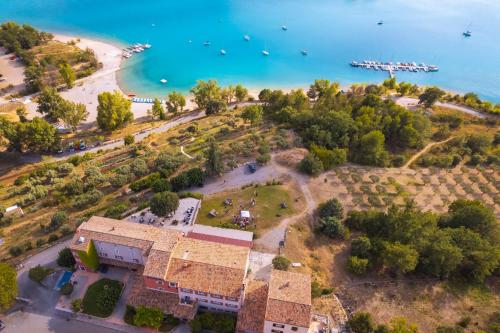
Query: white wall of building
xmin=94 ymin=240 xmax=144 ymax=265
xmin=263 ymin=321 xmax=309 ymax=333
xmin=179 ymin=289 xmax=241 ymax=312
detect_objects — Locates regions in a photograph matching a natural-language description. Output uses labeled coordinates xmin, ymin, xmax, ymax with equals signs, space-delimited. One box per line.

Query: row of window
xmin=155 ymin=280 xmax=177 ymax=288
xmin=179 ymin=288 xmax=238 ymax=301
xmin=98 ymin=252 xmax=140 ymax=263
xmin=272 ymin=323 xmax=299 ymax=331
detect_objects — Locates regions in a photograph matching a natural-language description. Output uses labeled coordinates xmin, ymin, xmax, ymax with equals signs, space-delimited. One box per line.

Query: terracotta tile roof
xmin=265 ymin=270 xmax=312 ymax=328
xmin=127 ymin=274 xmax=180 ymax=313
xmin=166 ymin=258 xmax=246 ymax=298
xmin=236 ymin=280 xmax=268 ymax=333
xmin=170 ymin=237 xmax=250 ymax=269
xmin=70 ymin=216 xmax=181 ymax=255
xmin=143 ymin=249 xmax=172 ymax=279
xmin=188 ymin=225 xmax=253 ymax=248
xmin=172 ymin=302 xmax=198 ymax=320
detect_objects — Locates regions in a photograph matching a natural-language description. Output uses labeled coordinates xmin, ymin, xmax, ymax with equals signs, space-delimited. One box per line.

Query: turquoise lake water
xmin=1 ymin=0 xmax=500 ymax=101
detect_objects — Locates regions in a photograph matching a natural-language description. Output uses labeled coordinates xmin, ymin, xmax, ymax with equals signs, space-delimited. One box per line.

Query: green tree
xmin=419 ymin=230 xmax=463 ymax=279
xmin=205 ymin=99 xmax=227 ymax=115
xmin=383 ymin=78 xmax=398 ymax=90
xmin=241 ymin=104 xmax=263 ymax=126
xmin=133 ymin=306 xmax=164 ymax=329
xmin=389 ymin=317 xmax=418 ymax=333
xmin=37 ymin=86 xmax=65 ymax=120
xmin=24 ymin=64 xmax=44 ymax=93
xmin=190 ymin=80 xmax=223 ymax=110
xmin=347 ymin=256 xmax=368 ymax=275
xmin=235 ymin=84 xmax=249 ymax=102
xmin=315 ymin=216 xmax=349 ymax=239
xmin=444 ymin=199 xmax=497 ymax=238
xmin=419 ymin=87 xmax=445 ymax=108
xmin=310 ymin=144 xmax=347 ymax=169
xmin=222 ymin=85 xmax=236 ymax=104
xmin=28 ymin=265 xmax=52 ymax=283
xmin=59 ymin=62 xmax=76 ymax=88
xmin=96 ymin=91 xmax=133 ymax=131
xmin=347 ymin=312 xmax=375 ymax=333
xmin=60 ymin=100 xmax=88 ymax=131
xmin=57 ymin=248 xmax=76 ymax=268
xmin=397 ymin=82 xmax=412 ymax=96
xmin=383 ymin=242 xmax=419 ymax=275
xmin=49 ymin=211 xmax=68 ymax=231
xmin=166 ymin=91 xmax=186 ymax=114
xmin=15 ymin=117 xmax=60 ymax=153
xmin=318 ymin=198 xmax=344 ymax=219
xmin=205 ymin=140 xmax=224 ymax=176
xmin=466 ymin=133 xmax=492 ymax=154
xmin=351 ymin=236 xmax=372 ymax=259
xmin=0 ymin=263 xmax=18 ymax=311
xmin=272 ymin=256 xmax=291 ymax=271
xmin=16 ymin=106 xmax=28 ymax=122
xmin=124 ymin=134 xmax=135 ymax=146
xmin=60 ymin=282 xmax=74 ymax=295
xmin=151 ymin=98 xmax=165 ymax=119
xmin=356 ymin=130 xmax=388 ymax=167
xmin=298 ymin=153 xmax=324 ymax=176
xmin=150 ymin=191 xmax=179 ymax=217
xmin=151 ymin=178 xmax=172 ymax=193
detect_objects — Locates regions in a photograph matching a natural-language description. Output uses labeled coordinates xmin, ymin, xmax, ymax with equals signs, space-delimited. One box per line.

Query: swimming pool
xmin=54 ymin=271 xmax=73 ymax=291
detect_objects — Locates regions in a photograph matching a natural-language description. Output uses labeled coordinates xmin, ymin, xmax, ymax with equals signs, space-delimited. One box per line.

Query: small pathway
xmin=402 ymin=136 xmax=455 ymax=168
xmin=180 ymin=146 xmax=194 ymax=159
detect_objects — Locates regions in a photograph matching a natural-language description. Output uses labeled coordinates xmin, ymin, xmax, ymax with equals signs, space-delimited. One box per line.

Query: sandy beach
xmin=0 ymin=47 xmax=25 ymax=98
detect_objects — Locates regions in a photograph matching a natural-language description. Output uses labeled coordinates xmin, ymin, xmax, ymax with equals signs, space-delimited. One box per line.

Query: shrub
xmin=351 ymin=237 xmax=372 ymax=258
xmin=298 ymin=153 xmax=324 ymax=176
xmin=73 ymin=189 xmax=103 ymax=209
xmin=71 ymin=298 xmax=82 ymax=313
xmin=311 ymin=280 xmax=334 ymax=298
xmin=48 ymin=233 xmax=59 ymax=243
xmin=60 ymin=226 xmax=73 ymax=236
xmin=60 ymin=282 xmax=74 ymax=295
xmin=256 ymin=153 xmax=271 ymax=165
xmin=318 ymin=198 xmax=344 ymax=219
xmin=190 ymin=312 xmax=236 ymax=333
xmin=124 ymin=134 xmax=135 ymax=146
xmin=347 ymin=256 xmax=369 ymax=275
xmin=347 ymin=312 xmax=375 ymax=333
xmin=36 ymin=238 xmax=46 ymax=247
xmin=133 ymin=306 xmax=164 ymax=329
xmin=272 ymin=256 xmax=291 ymax=271
xmin=29 ymin=265 xmax=52 ymax=283
xmin=9 ymin=246 xmax=23 ymax=257
xmin=57 ymin=248 xmax=76 ymax=268
xmin=315 ymin=216 xmax=349 ymax=240
xmin=124 ymin=305 xmax=137 ymax=325
xmin=104 ymin=204 xmax=128 ymax=219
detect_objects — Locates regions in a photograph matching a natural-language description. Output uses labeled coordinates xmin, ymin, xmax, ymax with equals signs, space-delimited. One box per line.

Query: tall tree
xmin=0 ymin=263 xmax=18 ymax=311
xmin=96 ymin=91 xmax=133 ymax=131
xmin=166 ymin=92 xmax=186 ymax=114
xmin=151 ymin=98 xmax=165 ymax=119
xmin=356 ymin=130 xmax=389 ymax=167
xmin=383 ymin=242 xmax=419 ymax=275
xmin=205 ymin=140 xmax=224 ymax=176
xmin=60 ymin=100 xmax=88 ymax=131
xmin=37 ymin=86 xmax=65 ymax=121
xmin=241 ymin=104 xmax=263 ymax=126
xmin=59 ymin=62 xmax=76 ymax=89
xmin=419 ymin=87 xmax=445 ymax=108
xmin=150 ymin=191 xmax=179 ymax=217
xmin=235 ymin=84 xmax=249 ymax=102
xmin=222 ymin=85 xmax=236 ymax=104
xmin=190 ymin=80 xmax=223 ymax=110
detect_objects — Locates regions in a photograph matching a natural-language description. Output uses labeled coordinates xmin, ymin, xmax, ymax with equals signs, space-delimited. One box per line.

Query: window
xmin=168 ymin=282 xmax=177 ymax=288
xmin=180 ymin=288 xmax=192 ymax=293
xmin=195 ymin=291 xmax=207 ymax=296
xmin=210 ymin=301 xmax=223 ymax=306
xmin=133 ymin=259 xmax=139 ymax=263
xmin=210 ymin=293 xmax=222 ymax=299
xmin=273 ymin=324 xmax=285 ymax=328
xmin=100 ymin=252 xmax=108 ymax=257
xmin=225 ymin=303 xmax=238 ymax=308
xmin=156 ymin=280 xmax=164 ymax=285
xmin=271 ymin=330 xmax=283 ymax=333
xmin=291 ymin=327 xmax=298 ymax=331
xmin=226 ymin=296 xmax=237 ymax=302
xmin=114 ymin=255 xmax=123 ymax=260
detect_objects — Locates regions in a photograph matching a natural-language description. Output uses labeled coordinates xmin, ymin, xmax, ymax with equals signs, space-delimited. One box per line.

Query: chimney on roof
xmin=182 ymin=250 xmax=189 ymax=260
xmin=110 ymin=227 xmax=115 ymax=232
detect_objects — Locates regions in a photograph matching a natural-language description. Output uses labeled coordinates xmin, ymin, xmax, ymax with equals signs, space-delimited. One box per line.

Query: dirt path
xmin=254 ymin=161 xmax=317 ymax=252
xmin=180 ymin=146 xmax=194 ymax=159
xmin=403 ymin=137 xmax=455 ymax=168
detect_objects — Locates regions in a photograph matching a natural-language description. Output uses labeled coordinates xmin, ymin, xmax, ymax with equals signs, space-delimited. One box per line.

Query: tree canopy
xmin=0 ymin=263 xmax=18 ymax=311
xmin=150 ymin=191 xmax=179 ymax=217
xmin=97 ymin=91 xmax=133 ymax=131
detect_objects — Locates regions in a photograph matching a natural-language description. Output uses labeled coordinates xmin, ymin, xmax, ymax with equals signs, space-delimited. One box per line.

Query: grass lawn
xmin=196 ymin=184 xmax=301 ymax=235
xmin=82 ymin=278 xmax=124 ymax=318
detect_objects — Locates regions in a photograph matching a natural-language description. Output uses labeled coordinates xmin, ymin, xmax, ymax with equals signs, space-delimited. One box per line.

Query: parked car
xmin=79 ymin=141 xmax=87 ymax=150
xmin=68 ymin=143 xmax=75 ymax=152
xmin=247 ymin=163 xmax=257 ymax=173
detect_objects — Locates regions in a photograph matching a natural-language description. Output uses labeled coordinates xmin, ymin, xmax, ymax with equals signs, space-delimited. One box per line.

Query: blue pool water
xmin=54 ymin=270 xmax=73 ymax=291
xmin=1 ymin=0 xmax=499 ymax=101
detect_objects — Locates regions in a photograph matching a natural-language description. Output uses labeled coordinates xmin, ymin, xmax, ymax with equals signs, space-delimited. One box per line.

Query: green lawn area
xmin=196 ymin=184 xmax=301 ymax=235
xmin=82 ymin=278 xmax=124 ymax=318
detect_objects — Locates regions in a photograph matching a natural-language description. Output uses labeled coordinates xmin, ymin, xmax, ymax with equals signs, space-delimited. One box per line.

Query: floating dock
xmin=350 ymin=60 xmax=439 ymax=78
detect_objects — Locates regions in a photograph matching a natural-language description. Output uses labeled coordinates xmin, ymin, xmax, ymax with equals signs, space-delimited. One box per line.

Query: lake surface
xmin=1 ymin=0 xmax=500 ymax=101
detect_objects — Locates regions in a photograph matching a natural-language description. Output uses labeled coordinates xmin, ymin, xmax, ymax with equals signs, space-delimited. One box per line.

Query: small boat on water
xmin=301 ymin=50 xmax=308 ymax=56
xmin=281 ymin=25 xmax=288 ymax=31
xmin=463 ymin=30 xmax=472 ymax=37
xmin=143 ymin=43 xmax=152 ymax=49
xmin=220 ymin=49 xmax=226 ymax=55
xmin=262 ymin=50 xmax=270 ymax=56
xmin=160 ymin=79 xmax=167 ymax=84
xmin=377 ymin=20 xmax=384 ymax=25
xmin=244 ymin=35 xmax=250 ymax=41
xmin=204 ymin=41 xmax=211 ymax=46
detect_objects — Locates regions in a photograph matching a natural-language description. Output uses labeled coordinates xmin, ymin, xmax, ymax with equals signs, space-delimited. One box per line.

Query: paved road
xmin=392 ymin=95 xmax=496 ymax=119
